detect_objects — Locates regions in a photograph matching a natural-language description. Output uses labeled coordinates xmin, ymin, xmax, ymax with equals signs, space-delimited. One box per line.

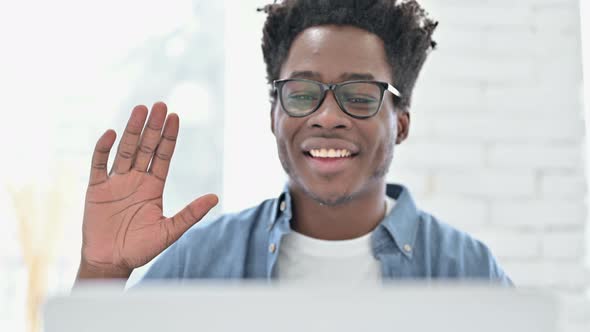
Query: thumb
xmin=163 ymin=194 xmax=219 ymax=246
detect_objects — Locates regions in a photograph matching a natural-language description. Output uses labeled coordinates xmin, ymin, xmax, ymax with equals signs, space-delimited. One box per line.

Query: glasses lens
xmin=281 ymin=80 xmax=322 ymax=116
xmin=336 ymin=82 xmax=382 ymax=117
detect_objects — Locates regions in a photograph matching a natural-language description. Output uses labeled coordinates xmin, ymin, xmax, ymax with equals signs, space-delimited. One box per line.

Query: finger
xmin=148 ymin=113 xmax=179 ymax=182
xmin=111 ymin=105 xmax=148 ymax=175
xmin=89 ymin=129 xmax=116 ymax=186
xmin=163 ymin=194 xmax=219 ymax=246
xmin=132 ymin=102 xmax=168 ymax=172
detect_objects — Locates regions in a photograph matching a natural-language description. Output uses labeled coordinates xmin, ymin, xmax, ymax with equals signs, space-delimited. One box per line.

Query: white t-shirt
xmin=277 ymin=197 xmax=395 ymax=283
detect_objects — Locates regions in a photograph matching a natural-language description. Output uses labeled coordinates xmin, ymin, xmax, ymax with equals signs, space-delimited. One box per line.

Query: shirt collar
xmin=271 ymin=183 xmax=420 ymax=259
xmin=378 ymin=184 xmax=420 ymax=259
xmin=270 ymin=183 xmax=293 ymax=225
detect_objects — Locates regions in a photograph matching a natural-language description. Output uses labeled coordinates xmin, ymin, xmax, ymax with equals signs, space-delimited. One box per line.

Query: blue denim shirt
xmin=139 ymin=184 xmax=512 ymax=284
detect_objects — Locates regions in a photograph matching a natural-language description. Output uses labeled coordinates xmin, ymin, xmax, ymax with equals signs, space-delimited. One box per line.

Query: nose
xmin=306 ymin=90 xmax=352 ymax=130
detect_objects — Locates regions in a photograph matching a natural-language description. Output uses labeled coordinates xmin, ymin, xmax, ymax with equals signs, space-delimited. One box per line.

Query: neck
xmin=289 ymin=182 xmax=387 ymax=240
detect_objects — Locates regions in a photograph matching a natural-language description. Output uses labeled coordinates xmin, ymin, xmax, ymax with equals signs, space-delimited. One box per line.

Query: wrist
xmin=76 ymin=258 xmax=133 ymax=280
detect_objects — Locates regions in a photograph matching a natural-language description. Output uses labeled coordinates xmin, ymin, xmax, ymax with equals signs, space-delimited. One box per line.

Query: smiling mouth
xmin=302 ymin=146 xmax=358 ymax=175
xmin=308 ymin=148 xmax=353 ymax=158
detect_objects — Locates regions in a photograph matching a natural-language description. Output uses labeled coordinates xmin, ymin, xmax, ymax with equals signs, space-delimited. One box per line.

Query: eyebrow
xmin=339 ymin=72 xmax=375 ymax=81
xmin=287 ymin=71 xmax=376 ymax=81
xmin=289 ymin=71 xmax=321 ymax=80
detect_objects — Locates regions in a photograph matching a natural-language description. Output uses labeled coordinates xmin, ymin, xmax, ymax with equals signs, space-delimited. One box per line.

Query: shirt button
xmin=403 ymin=244 xmax=412 ymax=253
xmin=279 ymin=201 xmax=286 ymax=212
xmin=269 ymin=243 xmax=276 ymax=253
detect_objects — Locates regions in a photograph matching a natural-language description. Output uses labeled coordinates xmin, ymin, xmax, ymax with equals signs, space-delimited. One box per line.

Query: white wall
xmin=400 ymin=0 xmax=589 ymax=330
xmin=396 ymin=1 xmax=588 ymax=330
xmin=397 ymin=0 xmax=587 ymax=283
xmin=223 ymin=0 xmax=286 ymax=212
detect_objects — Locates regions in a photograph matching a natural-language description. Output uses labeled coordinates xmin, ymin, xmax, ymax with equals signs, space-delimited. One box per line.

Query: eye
xmin=342 ymin=94 xmax=378 ymax=104
xmin=345 ymin=97 xmax=377 ymax=104
xmin=288 ymin=94 xmax=318 ymax=101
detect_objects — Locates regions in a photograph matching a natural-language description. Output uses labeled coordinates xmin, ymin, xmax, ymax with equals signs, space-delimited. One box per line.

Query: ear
xmin=395 ymin=111 xmax=410 ymax=144
xmin=270 ymin=101 xmax=277 ymax=136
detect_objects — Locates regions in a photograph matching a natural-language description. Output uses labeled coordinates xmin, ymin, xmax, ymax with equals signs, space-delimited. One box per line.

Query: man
xmin=76 ymin=0 xmax=511 ymax=284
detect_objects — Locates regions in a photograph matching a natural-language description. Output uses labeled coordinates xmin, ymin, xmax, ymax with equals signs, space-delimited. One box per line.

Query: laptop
xmin=43 ymin=282 xmax=558 ymax=332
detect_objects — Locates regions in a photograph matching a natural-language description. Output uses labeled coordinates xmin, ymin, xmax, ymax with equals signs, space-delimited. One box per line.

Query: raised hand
xmin=77 ymin=102 xmax=218 ymax=279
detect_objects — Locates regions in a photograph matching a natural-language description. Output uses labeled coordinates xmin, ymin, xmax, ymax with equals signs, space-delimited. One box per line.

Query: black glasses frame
xmin=273 ymin=78 xmax=402 ymax=119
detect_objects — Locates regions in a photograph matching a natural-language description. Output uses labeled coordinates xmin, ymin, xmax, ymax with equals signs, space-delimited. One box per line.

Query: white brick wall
xmin=388 ymin=0 xmax=589 ymax=330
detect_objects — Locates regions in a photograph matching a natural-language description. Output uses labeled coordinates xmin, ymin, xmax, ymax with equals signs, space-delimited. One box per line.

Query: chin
xmin=312 ymin=191 xmax=354 ymax=206
xmin=299 ymin=180 xmax=359 ymax=206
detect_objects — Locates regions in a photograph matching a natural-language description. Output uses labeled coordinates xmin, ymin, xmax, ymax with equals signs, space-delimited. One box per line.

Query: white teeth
xmin=309 ymin=148 xmax=352 ymax=158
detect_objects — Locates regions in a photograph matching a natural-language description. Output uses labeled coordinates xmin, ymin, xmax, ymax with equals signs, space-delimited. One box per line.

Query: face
xmin=271 ymin=25 xmax=409 ymax=206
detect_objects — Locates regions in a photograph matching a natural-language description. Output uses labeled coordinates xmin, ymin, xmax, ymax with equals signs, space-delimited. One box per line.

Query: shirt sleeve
xmin=487 ymin=251 xmax=514 ymax=286
xmin=461 ymin=235 xmax=514 ymax=286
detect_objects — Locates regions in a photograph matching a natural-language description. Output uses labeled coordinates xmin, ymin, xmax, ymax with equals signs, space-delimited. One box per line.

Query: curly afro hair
xmin=259 ymin=0 xmax=437 ymax=111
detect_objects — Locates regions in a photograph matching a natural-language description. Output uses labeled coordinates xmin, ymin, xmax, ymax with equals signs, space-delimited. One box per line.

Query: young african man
xmin=76 ymin=0 xmax=512 ymax=285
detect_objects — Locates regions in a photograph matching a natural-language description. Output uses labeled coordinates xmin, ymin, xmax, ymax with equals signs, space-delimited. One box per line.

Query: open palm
xmin=80 ymin=102 xmax=218 ymax=276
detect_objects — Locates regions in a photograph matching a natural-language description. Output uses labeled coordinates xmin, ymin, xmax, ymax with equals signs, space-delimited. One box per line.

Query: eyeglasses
xmin=273 ymin=78 xmax=402 ymax=119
